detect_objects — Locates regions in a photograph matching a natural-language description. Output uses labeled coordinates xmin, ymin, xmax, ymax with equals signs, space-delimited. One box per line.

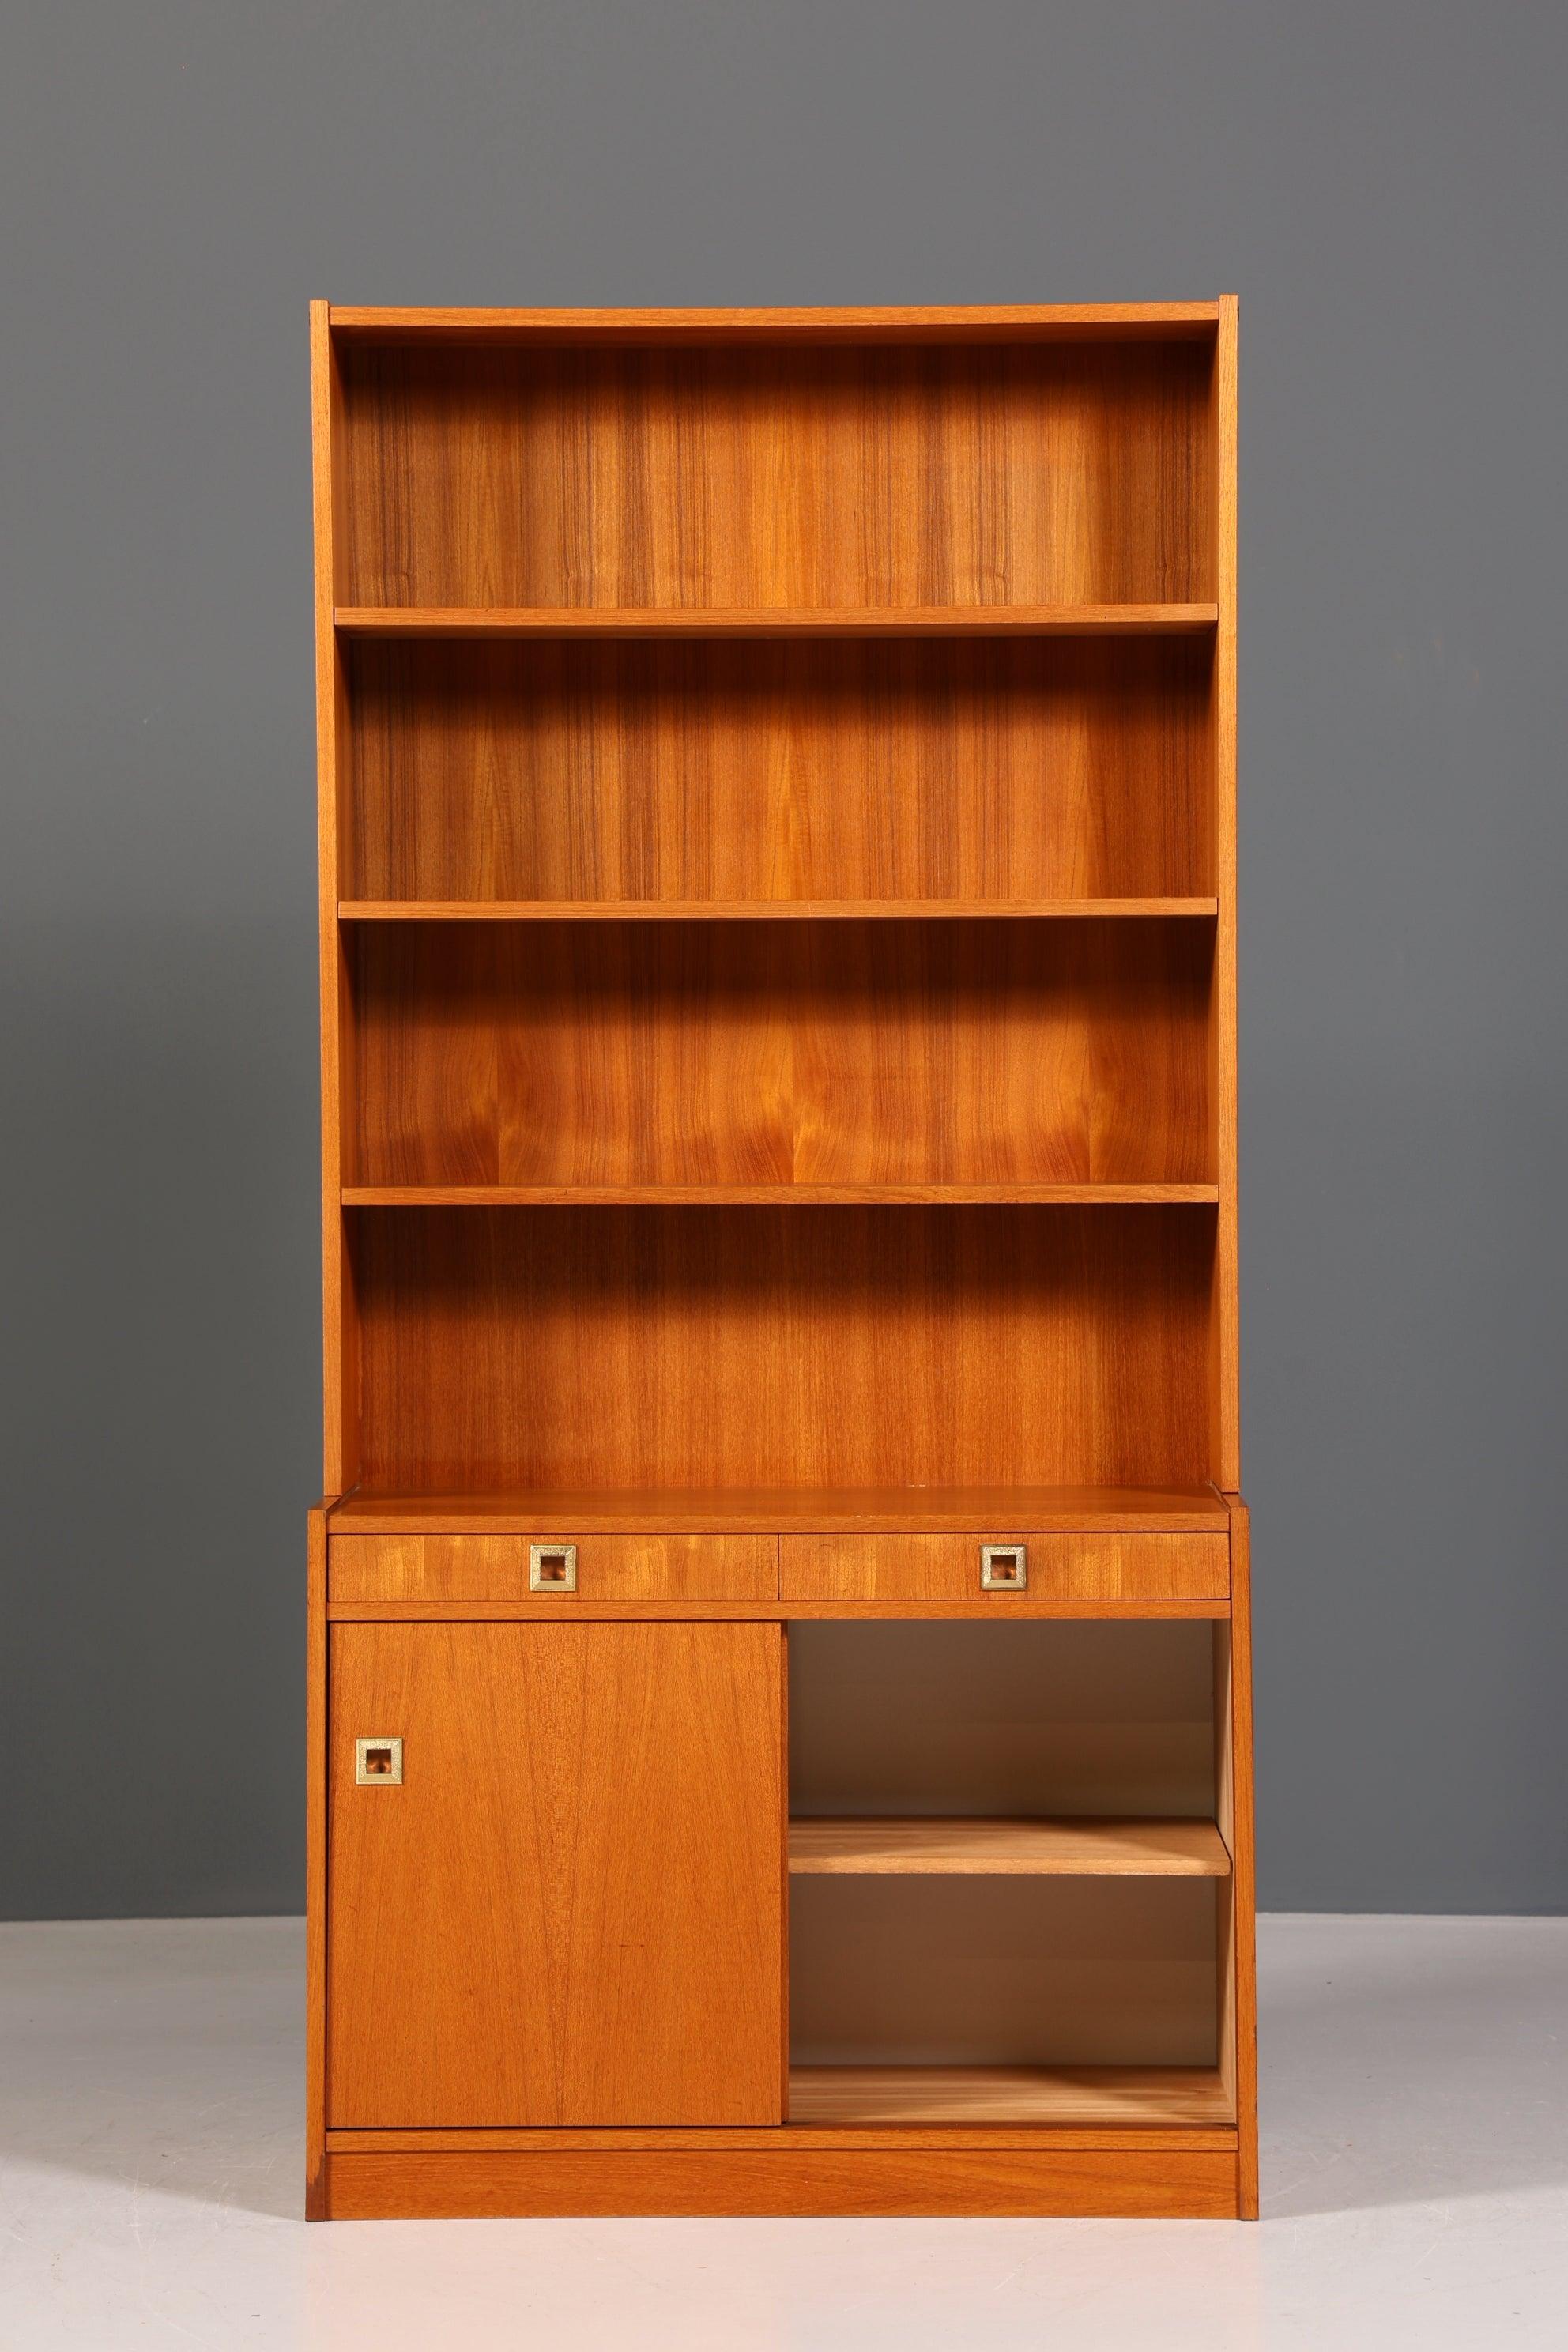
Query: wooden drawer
xmin=778 ymin=1532 xmax=1228 ymax=1603
xmin=330 ymin=1532 xmax=777 ymax=1604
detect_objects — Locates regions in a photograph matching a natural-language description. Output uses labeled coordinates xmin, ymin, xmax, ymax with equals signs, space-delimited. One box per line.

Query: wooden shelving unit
xmin=307 ymin=300 xmax=1253 ymax=2224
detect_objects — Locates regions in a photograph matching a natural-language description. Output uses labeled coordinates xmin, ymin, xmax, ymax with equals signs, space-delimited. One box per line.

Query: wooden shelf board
xmin=343 ymin=1183 xmax=1220 ymax=1208
xmin=789 ymin=1816 xmax=1231 ymax=1877
xmin=328 ymin=302 xmax=1223 ymax=345
xmin=327 ymin=1484 xmax=1229 ymax=1536
xmin=335 ymin=604 xmax=1219 ymax=641
xmin=340 ymin=898 xmax=1221 ymax=923
xmin=788 ymin=2066 xmax=1233 ymax=2128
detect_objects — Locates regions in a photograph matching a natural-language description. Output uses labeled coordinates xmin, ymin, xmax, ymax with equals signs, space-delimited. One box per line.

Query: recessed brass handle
xmin=355 ymin=1736 xmax=403 ymax=1785
xmin=979 ymin=1543 xmax=1027 ymax=1592
xmin=530 ymin=1542 xmax=578 ymax=1592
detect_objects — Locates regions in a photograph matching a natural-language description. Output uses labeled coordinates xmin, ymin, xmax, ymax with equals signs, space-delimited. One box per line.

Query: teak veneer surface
xmin=780 ymin=1531 xmax=1227 ymax=1602
xmin=341 ymin=899 xmax=1221 ymax=922
xmin=345 ymin=636 xmax=1214 ymax=905
xmin=337 ymin=605 xmax=1217 ymax=637
xmin=329 ymin=1531 xmax=778 ymax=1602
xmin=326 ymin=1483 xmax=1228 ymax=1533
xmin=349 ymin=918 xmax=1214 ymax=1190
xmin=320 ymin=2144 xmax=1240 ymax=2219
xmin=328 ymin=1621 xmax=783 ymax=2126
xmin=345 ymin=1185 xmax=1219 ymax=1206
xmin=788 ymin=1817 xmax=1230 ymax=1876
xmin=349 ymin=1205 xmax=1216 ymax=1494
xmin=329 ymin=303 xmax=1223 ymax=343
xmin=338 ymin=341 xmax=1215 ymax=609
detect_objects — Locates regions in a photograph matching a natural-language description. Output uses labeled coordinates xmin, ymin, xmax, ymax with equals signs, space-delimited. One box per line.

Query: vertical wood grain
xmin=779 ymin=1623 xmax=792 ymax=2113
xmin=352 ymin=1204 xmax=1216 ymax=1493
xmin=349 ymin=920 xmax=1215 ymax=1189
xmin=313 ymin=305 xmax=360 ymax=1487
xmin=305 ymin=1500 xmax=333 ymax=2218
xmin=327 ymin=1622 xmax=785 ymax=2126
xmin=344 ymin=637 xmax=1216 ymax=905
xmin=1211 ymin=297 xmax=1240 ymax=1490
xmin=338 ymin=342 xmax=1216 ymax=609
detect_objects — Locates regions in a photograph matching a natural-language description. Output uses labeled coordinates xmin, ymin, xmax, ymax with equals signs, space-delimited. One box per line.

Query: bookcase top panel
xmin=326 ymin=303 xmax=1225 ymax=345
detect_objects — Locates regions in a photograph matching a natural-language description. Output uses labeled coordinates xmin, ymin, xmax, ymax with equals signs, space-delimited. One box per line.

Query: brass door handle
xmin=979 ymin=1543 xmax=1027 ymax=1592
xmin=355 ymin=1736 xmax=403 ymax=1785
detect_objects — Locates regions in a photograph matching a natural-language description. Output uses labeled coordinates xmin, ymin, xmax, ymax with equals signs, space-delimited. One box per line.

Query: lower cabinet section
xmin=315 ymin=1562 xmax=1253 ymax=2217
xmin=327 ymin=1620 xmax=785 ymax=2127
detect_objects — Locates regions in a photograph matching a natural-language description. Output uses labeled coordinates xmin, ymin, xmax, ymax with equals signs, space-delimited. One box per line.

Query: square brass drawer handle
xmin=530 ymin=1543 xmax=578 ymax=1592
xmin=979 ymin=1543 xmax=1028 ymax=1592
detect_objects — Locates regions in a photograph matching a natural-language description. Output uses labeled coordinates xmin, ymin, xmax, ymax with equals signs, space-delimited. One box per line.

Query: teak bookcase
xmin=307 ymin=300 xmax=1253 ymax=2222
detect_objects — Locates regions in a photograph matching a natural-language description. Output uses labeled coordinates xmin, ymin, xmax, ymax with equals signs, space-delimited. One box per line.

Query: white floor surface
xmin=1 ymin=1913 xmax=1564 ymax=2349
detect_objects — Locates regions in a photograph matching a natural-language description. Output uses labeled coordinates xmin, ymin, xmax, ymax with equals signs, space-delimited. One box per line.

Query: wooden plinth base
xmin=316 ymin=2140 xmax=1244 ymax=2219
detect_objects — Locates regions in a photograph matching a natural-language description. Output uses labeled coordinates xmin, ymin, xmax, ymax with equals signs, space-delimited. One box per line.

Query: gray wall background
xmin=2 ymin=2 xmax=1564 ymax=1918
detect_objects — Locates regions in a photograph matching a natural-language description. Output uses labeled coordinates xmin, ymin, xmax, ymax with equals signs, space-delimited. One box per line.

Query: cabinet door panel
xmin=328 ymin=1621 xmax=783 ymax=2126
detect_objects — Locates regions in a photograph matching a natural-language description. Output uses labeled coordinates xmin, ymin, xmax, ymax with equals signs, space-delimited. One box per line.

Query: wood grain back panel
xmin=790 ymin=1876 xmax=1217 ymax=2067
xmin=349 ymin=919 xmax=1214 ymax=1189
xmin=327 ymin=1621 xmax=784 ymax=2126
xmin=339 ymin=341 xmax=1215 ymax=608
xmin=345 ymin=636 xmax=1214 ymax=903
xmin=789 ymin=1619 xmax=1216 ymax=1820
xmin=350 ymin=1204 xmax=1216 ymax=1493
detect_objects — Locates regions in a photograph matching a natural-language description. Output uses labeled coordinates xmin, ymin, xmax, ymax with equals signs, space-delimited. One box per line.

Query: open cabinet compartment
xmin=786 ymin=1619 xmax=1238 ymax=2124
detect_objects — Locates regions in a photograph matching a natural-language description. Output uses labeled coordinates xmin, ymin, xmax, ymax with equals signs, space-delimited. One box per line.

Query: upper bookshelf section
xmin=341 ymin=635 xmax=1215 ymax=906
xmin=333 ymin=335 xmax=1216 ymax=613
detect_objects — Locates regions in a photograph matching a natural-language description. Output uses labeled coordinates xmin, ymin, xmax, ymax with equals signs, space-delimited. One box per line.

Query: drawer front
xmin=778 ymin=1532 xmax=1228 ymax=1602
xmin=330 ymin=1533 xmax=777 ymax=1604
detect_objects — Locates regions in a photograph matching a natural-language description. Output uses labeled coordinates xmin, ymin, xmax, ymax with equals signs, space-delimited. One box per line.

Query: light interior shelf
xmin=788 ymin=1816 xmax=1231 ymax=1876
xmin=340 ymin=898 xmax=1220 ymax=922
xmin=335 ymin=603 xmax=1219 ymax=640
xmin=787 ymin=2064 xmax=1233 ymax=2128
xmin=327 ymin=1484 xmax=1230 ymax=1535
